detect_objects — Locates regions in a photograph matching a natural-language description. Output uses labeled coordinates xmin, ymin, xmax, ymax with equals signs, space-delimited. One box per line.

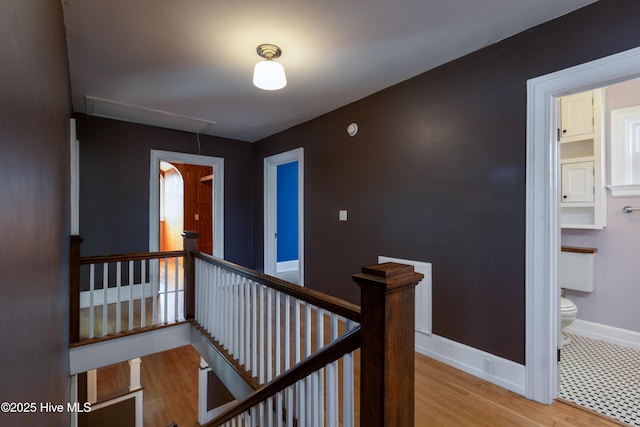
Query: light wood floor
xmin=95 ymin=344 xmax=623 ymax=427
xmin=96 ymin=345 xmax=200 ymax=427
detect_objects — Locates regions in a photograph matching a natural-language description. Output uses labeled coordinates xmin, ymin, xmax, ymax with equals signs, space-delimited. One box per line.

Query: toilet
xmin=558 ymin=246 xmax=597 ymax=347
xmin=560 ymin=297 xmax=578 ymax=346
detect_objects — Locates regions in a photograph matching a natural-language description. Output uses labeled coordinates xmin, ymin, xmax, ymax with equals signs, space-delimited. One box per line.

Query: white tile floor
xmin=560 ymin=333 xmax=640 ymax=426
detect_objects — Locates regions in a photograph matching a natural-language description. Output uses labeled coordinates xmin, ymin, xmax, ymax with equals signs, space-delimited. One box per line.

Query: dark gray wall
xmin=76 ymin=115 xmax=254 ymax=266
xmin=252 ymin=0 xmax=640 ymax=364
xmin=0 ymin=1 xmax=71 ymax=426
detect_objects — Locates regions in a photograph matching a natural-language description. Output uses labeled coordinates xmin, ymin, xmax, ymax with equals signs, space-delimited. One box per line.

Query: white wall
xmin=562 ymin=78 xmax=640 ymax=333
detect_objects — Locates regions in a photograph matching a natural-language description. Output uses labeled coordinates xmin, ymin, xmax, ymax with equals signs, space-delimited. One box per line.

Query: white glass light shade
xmin=253 ymin=59 xmax=287 ymax=90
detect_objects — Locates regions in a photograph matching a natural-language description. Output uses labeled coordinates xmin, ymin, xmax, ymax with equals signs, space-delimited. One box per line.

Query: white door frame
xmin=526 ymin=46 xmax=640 ymax=404
xmin=149 ymin=150 xmax=224 ymax=257
xmin=264 ymin=148 xmax=304 ymax=285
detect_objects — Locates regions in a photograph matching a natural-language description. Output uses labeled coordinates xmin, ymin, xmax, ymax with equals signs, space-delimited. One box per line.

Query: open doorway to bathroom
xmin=556 ymin=78 xmax=640 ymax=426
xmin=526 ymin=46 xmax=640 ymax=417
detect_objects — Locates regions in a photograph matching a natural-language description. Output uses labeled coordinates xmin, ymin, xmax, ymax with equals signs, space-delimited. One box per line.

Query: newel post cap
xmin=352 ymin=262 xmax=423 ymax=291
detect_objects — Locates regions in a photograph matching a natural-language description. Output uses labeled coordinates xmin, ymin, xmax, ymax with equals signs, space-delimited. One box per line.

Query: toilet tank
xmin=559 ymin=246 xmax=596 ymax=292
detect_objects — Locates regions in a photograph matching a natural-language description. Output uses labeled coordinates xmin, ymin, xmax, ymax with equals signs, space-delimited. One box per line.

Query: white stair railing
xmin=79 ymin=251 xmax=185 ymax=339
xmin=193 ymin=253 xmax=361 ymax=427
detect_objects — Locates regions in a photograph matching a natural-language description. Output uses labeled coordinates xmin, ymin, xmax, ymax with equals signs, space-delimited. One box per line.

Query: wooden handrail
xmin=204 ymin=326 xmax=362 ymax=427
xmin=193 ymin=251 xmax=361 ymax=323
xmin=79 ymin=250 xmax=185 ymax=265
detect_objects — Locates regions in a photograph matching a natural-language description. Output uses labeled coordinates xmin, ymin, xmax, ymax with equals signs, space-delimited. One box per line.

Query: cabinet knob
xmin=562 ymin=129 xmax=567 ymax=133
xmin=563 ymin=195 xmax=568 ymax=199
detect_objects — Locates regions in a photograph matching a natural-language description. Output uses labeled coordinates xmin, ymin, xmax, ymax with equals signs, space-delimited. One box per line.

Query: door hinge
xmin=557 ymin=348 xmax=561 ymax=362
xmin=557 ymin=128 xmax=561 ymax=141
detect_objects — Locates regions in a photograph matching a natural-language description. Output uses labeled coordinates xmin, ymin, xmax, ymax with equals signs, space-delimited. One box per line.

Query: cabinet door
xmin=561 ymin=161 xmax=594 ymax=202
xmin=560 ymin=91 xmax=593 ymax=139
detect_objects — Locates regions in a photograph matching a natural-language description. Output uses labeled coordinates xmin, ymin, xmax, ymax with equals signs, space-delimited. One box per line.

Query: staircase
xmin=69 ymin=232 xmax=423 ymax=427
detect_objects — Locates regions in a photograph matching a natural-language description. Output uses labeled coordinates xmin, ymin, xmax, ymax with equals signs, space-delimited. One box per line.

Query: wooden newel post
xmin=352 ymin=262 xmax=424 ymax=427
xmin=70 ymin=235 xmax=84 ymax=343
xmin=182 ymin=231 xmax=199 ymax=320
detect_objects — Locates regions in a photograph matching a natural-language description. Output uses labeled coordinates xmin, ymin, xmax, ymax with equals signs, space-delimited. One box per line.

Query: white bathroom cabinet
xmin=559 ymin=89 xmax=606 ymax=229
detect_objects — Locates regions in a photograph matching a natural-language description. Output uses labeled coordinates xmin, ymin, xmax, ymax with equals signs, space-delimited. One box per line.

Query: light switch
xmin=339 ymin=210 xmax=348 ymax=221
xmin=195 ymin=214 xmax=200 ymax=221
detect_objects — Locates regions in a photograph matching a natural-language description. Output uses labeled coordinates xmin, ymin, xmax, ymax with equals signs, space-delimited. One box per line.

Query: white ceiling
xmin=62 ymin=0 xmax=597 ymax=142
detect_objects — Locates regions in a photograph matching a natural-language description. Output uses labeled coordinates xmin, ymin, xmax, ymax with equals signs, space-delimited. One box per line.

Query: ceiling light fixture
xmin=253 ymin=44 xmax=287 ymax=91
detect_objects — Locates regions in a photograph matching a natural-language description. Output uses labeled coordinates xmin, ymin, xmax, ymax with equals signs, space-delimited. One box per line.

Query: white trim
xmin=566 ymin=319 xmax=640 ymax=350
xmin=70 ymin=118 xmax=80 ymax=235
xmin=526 ymin=46 xmax=640 ymax=404
xmin=276 ymin=260 xmax=299 ymax=273
xmin=149 ymin=150 xmax=224 ymax=257
xmin=264 ymin=148 xmax=304 ymax=285
xmin=89 ymin=389 xmax=144 ymax=427
xmin=198 ymin=360 xmax=238 ymax=425
xmin=378 ymin=255 xmax=432 ymax=336
xmin=69 ymin=322 xmax=191 ymax=374
xmin=415 ymin=333 xmax=525 ymax=396
xmin=607 ymin=183 xmax=640 ymax=197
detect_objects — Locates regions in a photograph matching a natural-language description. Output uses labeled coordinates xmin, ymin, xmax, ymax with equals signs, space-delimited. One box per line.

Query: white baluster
xmin=224 ymin=271 xmax=231 ymax=350
xmin=259 ymin=284 xmax=265 ymax=385
xmin=276 ymin=390 xmax=283 ymax=427
xmin=326 ymin=359 xmax=338 ymax=425
xmin=89 ymin=264 xmax=95 ymax=339
xmin=227 ymin=272 xmax=233 ymax=352
xmin=115 ymin=261 xmax=122 ymax=333
xmin=303 ymin=303 xmax=312 ymax=422
xmin=239 ymin=276 xmax=246 ymax=366
xmin=251 ymin=280 xmax=258 ymax=378
xmin=151 ymin=258 xmax=158 ymax=326
xmin=342 ymin=320 xmax=355 ymax=427
xmin=208 ymin=264 xmax=215 ymax=334
xmin=206 ymin=265 xmax=213 ymax=333
xmin=250 ymin=406 xmax=257 ymax=427
xmin=305 ymin=304 xmax=312 ymax=358
xmin=163 ymin=258 xmax=169 ymax=323
xmin=102 ymin=262 xmax=108 ymax=336
xmin=174 ymin=256 xmax=179 ymax=322
xmin=140 ymin=260 xmax=146 ymax=328
xmin=285 ymin=295 xmax=291 ymax=371
xmin=315 ymin=308 xmax=325 ymax=426
xmin=219 ymin=269 xmax=225 ymax=345
xmin=128 ymin=260 xmax=134 ymax=330
xmin=231 ymin=272 xmax=238 ymax=358
xmin=298 ymin=379 xmax=306 ymax=427
xmin=326 ymin=314 xmax=339 ymax=425
xmin=267 ymin=287 xmax=273 ymax=383
xmin=286 ymin=385 xmax=293 ymax=426
xmin=294 ymin=301 xmax=301 ymax=365
xmin=194 ymin=260 xmax=200 ymax=321
xmin=275 ymin=291 xmax=281 ymax=377
xmin=266 ymin=396 xmax=273 ymax=427
xmin=213 ymin=266 xmax=220 ymax=337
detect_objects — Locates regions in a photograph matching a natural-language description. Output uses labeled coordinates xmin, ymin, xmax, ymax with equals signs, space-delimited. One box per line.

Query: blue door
xmin=276 ymin=161 xmax=298 ymax=268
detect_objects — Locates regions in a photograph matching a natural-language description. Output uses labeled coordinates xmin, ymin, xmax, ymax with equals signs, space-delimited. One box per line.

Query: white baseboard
xmin=565 ymin=319 xmax=640 ymax=350
xmin=276 ymin=260 xmax=299 ymax=273
xmin=80 ymin=282 xmax=152 ymax=308
xmin=415 ymin=331 xmax=526 ymax=397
